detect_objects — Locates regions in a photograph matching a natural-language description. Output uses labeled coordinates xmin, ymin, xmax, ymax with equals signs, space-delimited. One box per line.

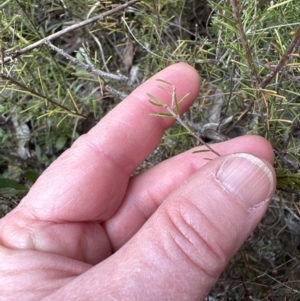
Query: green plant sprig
xmin=148 ymin=79 xmax=221 ymax=157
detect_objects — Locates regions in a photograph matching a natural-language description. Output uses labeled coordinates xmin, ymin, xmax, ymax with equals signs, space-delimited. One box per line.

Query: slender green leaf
xmin=150 ymin=113 xmax=174 ymax=117
xmin=156 ymin=79 xmax=172 ymax=85
xmin=0 ymin=178 xmax=28 ymax=191
xmin=192 ymin=149 xmax=211 ymax=154
xmin=149 ymin=100 xmax=163 ymax=107
xmin=147 ymin=93 xmax=163 ymax=105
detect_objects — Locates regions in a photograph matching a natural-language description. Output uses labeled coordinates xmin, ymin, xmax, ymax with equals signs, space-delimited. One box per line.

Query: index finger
xmin=20 ymin=63 xmax=201 ymax=222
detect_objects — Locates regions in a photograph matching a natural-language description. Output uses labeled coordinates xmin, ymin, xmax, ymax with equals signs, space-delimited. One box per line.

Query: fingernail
xmin=217 ymin=154 xmax=275 ymax=209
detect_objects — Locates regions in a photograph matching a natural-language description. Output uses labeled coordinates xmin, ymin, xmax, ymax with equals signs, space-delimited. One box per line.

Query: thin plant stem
xmin=260 ymin=25 xmax=300 ymax=89
xmin=45 ymin=41 xmax=129 ymax=83
xmin=1 ymin=0 xmax=140 ymax=65
xmin=164 ymin=105 xmax=221 ymax=157
xmin=149 ymin=80 xmax=221 ymax=157
xmin=0 ymin=72 xmax=85 ymax=118
xmin=230 ymin=0 xmax=260 ymax=86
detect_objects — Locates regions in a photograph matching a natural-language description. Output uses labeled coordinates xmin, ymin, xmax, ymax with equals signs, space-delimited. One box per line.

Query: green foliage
xmin=0 ymin=177 xmax=28 ymax=193
xmin=207 ymin=0 xmax=300 ymax=192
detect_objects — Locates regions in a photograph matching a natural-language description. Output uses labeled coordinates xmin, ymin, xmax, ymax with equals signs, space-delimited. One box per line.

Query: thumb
xmin=47 ymin=153 xmax=276 ymax=300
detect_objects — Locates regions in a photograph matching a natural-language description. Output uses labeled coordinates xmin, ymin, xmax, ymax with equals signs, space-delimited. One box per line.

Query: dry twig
xmin=1 ymin=0 xmax=140 ymax=65
xmin=0 ymin=72 xmax=85 ymax=118
xmin=260 ymin=25 xmax=300 ymax=89
xmin=230 ymin=0 xmax=260 ymax=86
xmin=45 ymin=41 xmax=129 ymax=83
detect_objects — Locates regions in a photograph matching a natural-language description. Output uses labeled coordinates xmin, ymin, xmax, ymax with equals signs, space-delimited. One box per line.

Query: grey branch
xmin=260 ymin=25 xmax=300 ymax=89
xmin=46 ymin=41 xmax=128 ymax=83
xmin=1 ymin=0 xmax=140 ymax=65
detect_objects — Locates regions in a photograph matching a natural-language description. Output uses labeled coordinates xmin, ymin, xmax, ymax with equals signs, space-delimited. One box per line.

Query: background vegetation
xmin=1 ymin=0 xmax=300 ymax=299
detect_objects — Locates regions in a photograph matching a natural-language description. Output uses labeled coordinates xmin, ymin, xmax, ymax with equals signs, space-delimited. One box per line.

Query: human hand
xmin=0 ymin=63 xmax=276 ymax=300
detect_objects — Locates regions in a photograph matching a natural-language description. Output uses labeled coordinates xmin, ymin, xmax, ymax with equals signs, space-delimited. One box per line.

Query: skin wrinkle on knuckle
xmin=134 ymin=191 xmax=158 ymax=223
xmin=0 ymin=215 xmax=36 ymax=250
xmin=75 ymin=134 xmax=132 ymax=176
xmin=108 ymin=150 xmax=203 ymax=249
xmin=124 ymin=179 xmax=162 ymax=225
xmin=164 ymin=197 xmax=227 ymax=279
xmin=184 ymin=201 xmax=228 ymax=266
xmin=140 ymin=179 xmax=172 ymax=211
